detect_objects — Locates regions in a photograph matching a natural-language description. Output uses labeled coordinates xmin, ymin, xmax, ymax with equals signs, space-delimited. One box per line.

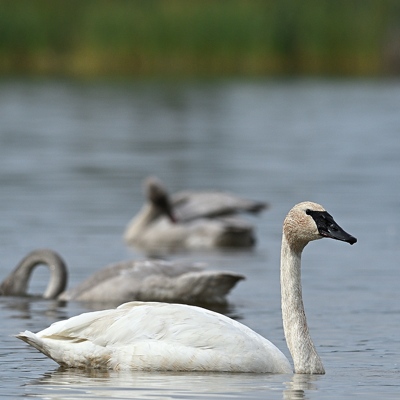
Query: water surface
xmin=0 ymin=78 xmax=399 ymax=399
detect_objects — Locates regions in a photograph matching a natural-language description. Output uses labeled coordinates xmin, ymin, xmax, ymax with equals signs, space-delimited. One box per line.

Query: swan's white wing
xmin=17 ymin=302 xmax=292 ymax=373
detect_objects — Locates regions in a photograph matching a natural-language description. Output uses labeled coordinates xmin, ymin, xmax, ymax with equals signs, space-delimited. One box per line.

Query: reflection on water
xmin=26 ymin=369 xmax=325 ymax=400
xmin=28 ymin=368 xmax=294 ymax=400
xmin=283 ymin=374 xmax=321 ymax=400
xmin=1 ymin=297 xmax=70 ymax=323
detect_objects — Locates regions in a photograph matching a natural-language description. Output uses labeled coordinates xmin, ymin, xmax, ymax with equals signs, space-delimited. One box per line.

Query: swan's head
xmin=144 ymin=176 xmax=176 ymax=223
xmin=283 ymin=201 xmax=357 ymax=250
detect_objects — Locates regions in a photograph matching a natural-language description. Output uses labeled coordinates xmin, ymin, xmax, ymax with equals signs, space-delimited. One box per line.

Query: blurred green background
xmin=0 ymin=0 xmax=399 ymax=78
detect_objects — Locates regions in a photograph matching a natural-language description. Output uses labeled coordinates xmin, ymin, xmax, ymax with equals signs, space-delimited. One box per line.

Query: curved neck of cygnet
xmin=124 ymin=203 xmax=162 ymax=243
xmin=0 ymin=249 xmax=68 ymax=299
xmin=280 ymin=233 xmax=325 ymax=374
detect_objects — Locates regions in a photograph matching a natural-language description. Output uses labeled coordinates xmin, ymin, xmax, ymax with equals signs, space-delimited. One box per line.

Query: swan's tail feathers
xmin=181 ymin=271 xmax=245 ymax=305
xmin=16 ymin=331 xmax=51 ymax=358
xmin=210 ymin=273 xmax=245 ymax=296
xmin=16 ymin=330 xmax=39 ymax=346
xmin=17 ymin=330 xmax=37 ymax=344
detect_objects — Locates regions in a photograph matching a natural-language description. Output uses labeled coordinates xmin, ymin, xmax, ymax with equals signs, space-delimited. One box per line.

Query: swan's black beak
xmin=306 ymin=210 xmax=357 ymax=245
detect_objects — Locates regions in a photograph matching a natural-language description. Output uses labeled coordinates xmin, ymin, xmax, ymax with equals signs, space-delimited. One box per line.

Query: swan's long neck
xmin=0 ymin=249 xmax=67 ymax=299
xmin=124 ymin=204 xmax=160 ymax=243
xmin=280 ymin=233 xmax=325 ymax=374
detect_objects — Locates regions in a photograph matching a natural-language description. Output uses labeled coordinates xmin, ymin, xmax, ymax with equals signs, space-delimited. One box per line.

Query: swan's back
xmin=172 ymin=190 xmax=267 ymax=221
xmin=17 ymin=302 xmax=292 ymax=373
xmin=59 ymin=260 xmax=204 ymax=301
xmin=59 ymin=260 xmax=244 ymax=304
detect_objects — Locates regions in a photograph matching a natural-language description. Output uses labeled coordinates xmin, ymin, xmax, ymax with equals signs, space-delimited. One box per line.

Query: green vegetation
xmin=0 ymin=0 xmax=399 ymax=77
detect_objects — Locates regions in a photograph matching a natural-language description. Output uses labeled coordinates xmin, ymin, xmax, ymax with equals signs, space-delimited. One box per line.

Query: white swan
xmin=1 ymin=250 xmax=244 ymax=305
xmin=123 ymin=176 xmax=267 ymax=251
xmin=17 ymin=202 xmax=356 ymax=373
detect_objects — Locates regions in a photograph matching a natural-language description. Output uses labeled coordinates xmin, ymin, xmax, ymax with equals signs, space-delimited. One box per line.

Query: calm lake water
xmin=0 ymin=78 xmax=399 ymax=399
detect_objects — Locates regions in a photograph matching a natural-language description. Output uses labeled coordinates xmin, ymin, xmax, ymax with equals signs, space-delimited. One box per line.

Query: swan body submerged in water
xmin=17 ymin=202 xmax=356 ymax=374
xmin=123 ymin=176 xmax=267 ymax=251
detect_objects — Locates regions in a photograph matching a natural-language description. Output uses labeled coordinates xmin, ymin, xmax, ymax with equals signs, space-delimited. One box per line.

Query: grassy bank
xmin=0 ymin=0 xmax=399 ymax=77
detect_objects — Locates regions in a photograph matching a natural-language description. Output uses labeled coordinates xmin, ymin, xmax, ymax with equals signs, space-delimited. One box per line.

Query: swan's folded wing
xmin=173 ymin=271 xmax=245 ymax=304
xmin=16 ymin=302 xmax=292 ymax=372
xmin=22 ymin=302 xmax=248 ymax=347
xmin=172 ymin=191 xmax=267 ymax=221
xmin=59 ymin=260 xmax=206 ymax=301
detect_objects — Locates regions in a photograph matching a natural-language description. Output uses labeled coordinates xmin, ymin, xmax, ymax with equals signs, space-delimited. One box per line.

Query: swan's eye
xmin=306 ymin=209 xmax=311 ymax=215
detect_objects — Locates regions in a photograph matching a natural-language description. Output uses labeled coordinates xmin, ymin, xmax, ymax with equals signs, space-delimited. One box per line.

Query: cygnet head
xmin=144 ymin=176 xmax=176 ymax=223
xmin=283 ymin=201 xmax=357 ymax=252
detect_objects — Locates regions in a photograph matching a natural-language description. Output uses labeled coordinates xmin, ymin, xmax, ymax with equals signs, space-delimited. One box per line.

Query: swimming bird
xmin=123 ymin=176 xmax=268 ymax=251
xmin=1 ymin=249 xmax=244 ymax=305
xmin=17 ymin=202 xmax=356 ymax=373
